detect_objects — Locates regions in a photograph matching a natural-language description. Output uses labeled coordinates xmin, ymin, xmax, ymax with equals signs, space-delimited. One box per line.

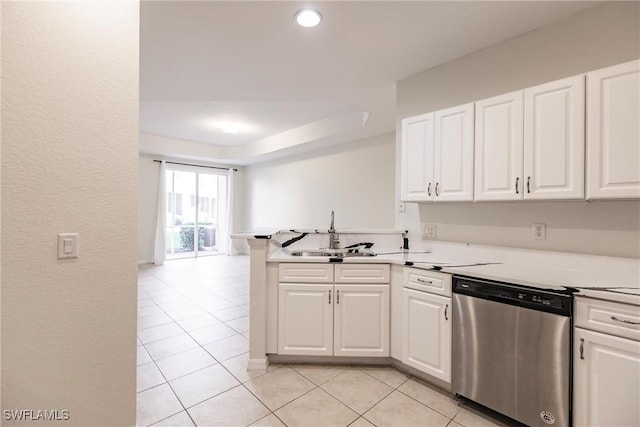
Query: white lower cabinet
xmin=277 ymin=263 xmax=390 ymax=358
xmin=278 ymin=283 xmax=333 ymax=356
xmin=334 ymin=285 xmax=389 ymax=357
xmin=574 ymin=296 xmax=640 ymax=427
xmin=573 ymin=328 xmax=640 ymax=427
xmin=400 ymin=268 xmax=452 ymax=383
xmin=402 ymin=287 xmax=451 ymax=382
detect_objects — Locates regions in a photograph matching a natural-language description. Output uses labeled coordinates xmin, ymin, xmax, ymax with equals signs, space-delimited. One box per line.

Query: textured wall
xmin=245 ymin=134 xmax=395 ymax=231
xmin=1 ymin=2 xmax=139 ymax=426
xmin=396 ymin=2 xmax=640 ymax=258
xmin=0 ymin=2 xmax=3 ymax=414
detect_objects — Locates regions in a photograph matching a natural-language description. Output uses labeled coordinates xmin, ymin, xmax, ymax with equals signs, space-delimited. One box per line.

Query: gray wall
xmin=396 ymin=2 xmax=640 ymax=258
xmin=244 ymin=134 xmax=396 ymax=231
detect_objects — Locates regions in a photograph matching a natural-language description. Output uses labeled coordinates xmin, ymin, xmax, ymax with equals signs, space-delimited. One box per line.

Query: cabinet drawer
xmin=403 ymin=268 xmax=452 ymax=297
xmin=279 ymin=263 xmax=333 ymax=283
xmin=575 ymin=297 xmax=640 ymax=341
xmin=335 ymin=264 xmax=390 ymax=284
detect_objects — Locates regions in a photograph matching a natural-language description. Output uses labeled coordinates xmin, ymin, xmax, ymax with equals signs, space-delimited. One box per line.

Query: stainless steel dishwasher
xmin=452 ymin=275 xmax=573 ymax=427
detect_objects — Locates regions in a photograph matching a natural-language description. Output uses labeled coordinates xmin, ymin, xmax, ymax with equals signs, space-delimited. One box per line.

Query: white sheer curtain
xmin=216 ymin=168 xmax=235 ymax=255
xmin=153 ymin=161 xmax=166 ymax=265
xmin=226 ymin=169 xmax=236 ymax=255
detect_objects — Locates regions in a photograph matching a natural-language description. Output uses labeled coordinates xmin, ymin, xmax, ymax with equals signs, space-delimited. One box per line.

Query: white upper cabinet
xmin=523 ymin=75 xmax=585 ymax=200
xmin=401 ymin=113 xmax=435 ymax=201
xmin=434 ymin=103 xmax=475 ymax=201
xmin=587 ymin=60 xmax=640 ymax=199
xmin=401 ymin=104 xmax=474 ymax=202
xmin=403 ymin=61 xmax=637 ymax=203
xmin=474 ymin=91 xmax=524 ymax=201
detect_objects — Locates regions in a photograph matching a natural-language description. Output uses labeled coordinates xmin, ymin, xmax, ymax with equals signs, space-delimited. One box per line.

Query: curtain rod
xmin=153 ymin=160 xmax=238 ymax=172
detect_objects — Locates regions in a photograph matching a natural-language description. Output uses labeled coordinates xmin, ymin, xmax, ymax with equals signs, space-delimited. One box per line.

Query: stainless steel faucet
xmin=328 ymin=210 xmax=340 ymax=249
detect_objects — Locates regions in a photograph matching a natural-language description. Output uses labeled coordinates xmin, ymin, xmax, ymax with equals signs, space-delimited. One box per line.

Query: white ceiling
xmin=140 ymin=1 xmax=598 ymax=165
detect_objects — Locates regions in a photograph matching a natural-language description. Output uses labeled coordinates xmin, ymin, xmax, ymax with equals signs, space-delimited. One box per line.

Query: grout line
xmin=394 ymin=385 xmax=460 ymax=422
xmin=137 ymin=260 xmax=252 ymax=427
xmin=138 ymin=257 xmax=500 ymax=427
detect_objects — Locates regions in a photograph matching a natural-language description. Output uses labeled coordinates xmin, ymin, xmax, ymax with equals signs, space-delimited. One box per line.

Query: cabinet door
xmin=401 ymin=113 xmax=435 ymax=201
xmin=402 ymin=288 xmax=451 ymax=382
xmin=334 ymin=284 xmax=389 ymax=357
xmin=474 ymin=91 xmax=524 ymax=201
xmin=574 ymin=327 xmax=640 ymax=427
xmin=524 ymin=75 xmax=585 ymax=199
xmin=278 ymin=284 xmax=333 ymax=356
xmin=587 ymin=60 xmax=640 ymax=199
xmin=434 ymin=103 xmax=475 ymax=201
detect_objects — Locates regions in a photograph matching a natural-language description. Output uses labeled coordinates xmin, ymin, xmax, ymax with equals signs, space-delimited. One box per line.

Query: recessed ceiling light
xmin=295 ymin=9 xmax=322 ymax=28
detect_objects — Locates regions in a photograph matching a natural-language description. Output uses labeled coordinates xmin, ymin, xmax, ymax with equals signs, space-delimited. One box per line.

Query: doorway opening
xmin=165 ymin=168 xmax=229 ymax=259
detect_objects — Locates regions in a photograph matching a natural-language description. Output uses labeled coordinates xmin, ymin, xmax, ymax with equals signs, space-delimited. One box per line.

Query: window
xmin=164 ymin=168 xmax=228 ymax=259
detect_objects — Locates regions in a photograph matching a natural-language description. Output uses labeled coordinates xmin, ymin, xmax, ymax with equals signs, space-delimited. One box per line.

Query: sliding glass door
xmin=165 ymin=168 xmax=228 ymax=259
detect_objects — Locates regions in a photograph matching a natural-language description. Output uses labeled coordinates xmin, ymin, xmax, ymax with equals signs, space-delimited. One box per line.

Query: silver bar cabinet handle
xmin=417 ymin=278 xmax=433 ymax=284
xmin=427 ymin=182 xmax=432 ymax=196
xmin=580 ymin=338 xmax=584 ymax=360
xmin=445 ymin=304 xmax=449 ymax=321
xmin=611 ymin=315 xmax=640 ymax=325
xmin=515 ymin=177 xmax=519 ymax=194
xmin=328 ymin=291 xmax=331 ymax=304
xmin=527 ymin=176 xmax=531 ymax=193
xmin=435 ymin=182 xmax=439 ymax=196
xmin=337 ymin=290 xmax=340 ymax=304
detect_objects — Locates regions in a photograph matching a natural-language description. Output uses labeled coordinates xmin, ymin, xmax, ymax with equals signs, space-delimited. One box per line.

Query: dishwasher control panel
xmin=453 ymin=276 xmax=572 ymax=316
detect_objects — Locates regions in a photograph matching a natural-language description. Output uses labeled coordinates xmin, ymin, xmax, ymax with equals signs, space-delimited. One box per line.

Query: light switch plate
xmin=58 ymin=233 xmax=79 ymax=259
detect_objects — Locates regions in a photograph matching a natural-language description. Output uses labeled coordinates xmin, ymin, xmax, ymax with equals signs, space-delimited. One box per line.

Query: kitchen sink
xmin=290 ymin=249 xmax=376 ymax=257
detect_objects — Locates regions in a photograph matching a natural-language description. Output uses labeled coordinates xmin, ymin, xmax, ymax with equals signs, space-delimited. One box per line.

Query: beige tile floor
xmin=137 ymin=255 xmax=513 ymax=427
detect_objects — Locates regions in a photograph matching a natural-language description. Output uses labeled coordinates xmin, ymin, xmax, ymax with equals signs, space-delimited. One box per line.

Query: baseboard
xmin=268 ymin=354 xmax=391 ymax=366
xmin=247 ymin=358 xmax=269 ymax=372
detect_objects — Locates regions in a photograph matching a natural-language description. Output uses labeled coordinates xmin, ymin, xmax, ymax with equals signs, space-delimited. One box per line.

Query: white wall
xmin=244 ymin=134 xmax=395 ymax=231
xmin=138 ymin=155 xmax=246 ymax=262
xmin=138 ymin=157 xmax=160 ymax=263
xmin=1 ymin=2 xmax=139 ymax=426
xmin=396 ymin=2 xmax=640 ymax=258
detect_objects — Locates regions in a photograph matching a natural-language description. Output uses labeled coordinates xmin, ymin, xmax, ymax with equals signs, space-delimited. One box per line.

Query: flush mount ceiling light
xmin=218 ymin=122 xmax=243 ymax=134
xmin=295 ymin=9 xmax=322 ymax=28
xmin=200 ymin=118 xmax=256 ymax=136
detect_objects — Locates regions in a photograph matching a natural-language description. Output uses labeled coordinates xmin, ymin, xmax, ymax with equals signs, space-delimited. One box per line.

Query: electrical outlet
xmin=399 ymin=202 xmax=406 ymax=213
xmin=423 ymin=224 xmax=437 ymax=239
xmin=533 ymin=223 xmax=546 ymax=240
